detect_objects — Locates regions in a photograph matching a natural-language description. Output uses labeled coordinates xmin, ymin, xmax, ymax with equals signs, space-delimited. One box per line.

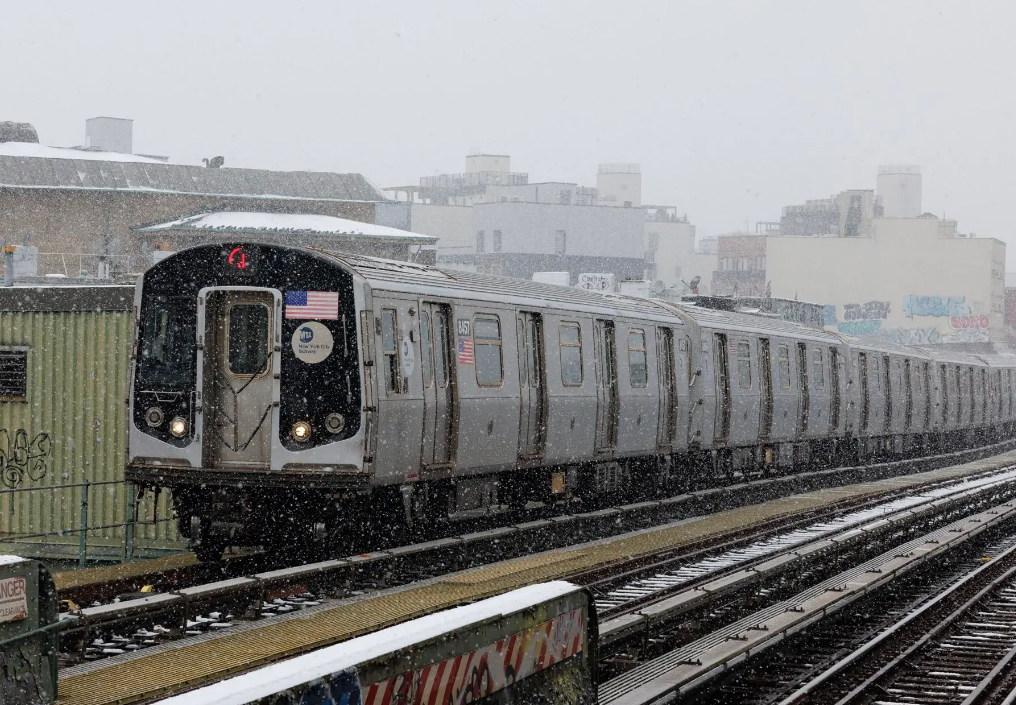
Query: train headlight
xmin=324 ymin=413 xmax=345 ymax=434
xmin=169 ymin=417 xmax=188 ymax=438
xmin=292 ymin=421 xmax=312 ymax=442
xmin=145 ymin=407 xmax=165 ymax=428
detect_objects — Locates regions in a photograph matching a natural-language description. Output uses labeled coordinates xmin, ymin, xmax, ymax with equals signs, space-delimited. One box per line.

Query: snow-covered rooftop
xmin=0 ymin=141 xmax=169 ymax=164
xmin=135 ymin=211 xmax=437 ymax=243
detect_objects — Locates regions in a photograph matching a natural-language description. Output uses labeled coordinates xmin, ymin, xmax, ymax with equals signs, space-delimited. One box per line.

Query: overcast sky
xmin=5 ymin=1 xmax=1015 ymax=261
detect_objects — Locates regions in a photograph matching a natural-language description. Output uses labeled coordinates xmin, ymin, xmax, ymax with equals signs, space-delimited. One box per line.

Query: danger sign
xmin=0 ymin=576 xmax=28 ymax=623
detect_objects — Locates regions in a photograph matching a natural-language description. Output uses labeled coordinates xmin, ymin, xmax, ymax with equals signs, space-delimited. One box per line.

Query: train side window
xmin=560 ymin=322 xmax=583 ymax=386
xmin=227 ymin=303 xmax=270 ymax=377
xmin=812 ymin=348 xmax=825 ymax=387
xmin=736 ymin=340 xmax=751 ymax=388
xmin=420 ymin=311 xmax=434 ymax=389
xmin=777 ymin=343 xmax=791 ymax=389
xmin=381 ymin=309 xmax=401 ymax=394
xmin=628 ymin=329 xmax=648 ymax=387
xmin=474 ymin=315 xmax=503 ymax=387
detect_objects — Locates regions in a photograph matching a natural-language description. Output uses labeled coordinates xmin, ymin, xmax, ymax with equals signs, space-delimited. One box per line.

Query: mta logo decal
xmin=300 ymin=327 xmax=315 ymax=343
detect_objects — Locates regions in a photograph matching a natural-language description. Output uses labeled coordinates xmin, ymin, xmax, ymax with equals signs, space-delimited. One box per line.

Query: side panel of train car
xmin=156 ymin=581 xmax=597 ymax=705
xmin=126 ymin=245 xmax=1016 ymax=557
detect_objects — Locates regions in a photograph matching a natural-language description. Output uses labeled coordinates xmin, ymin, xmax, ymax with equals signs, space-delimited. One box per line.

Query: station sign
xmin=0 ymin=576 xmax=28 ymax=623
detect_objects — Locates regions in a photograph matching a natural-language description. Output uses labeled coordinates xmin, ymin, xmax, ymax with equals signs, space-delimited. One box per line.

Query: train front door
xmin=199 ymin=288 xmax=280 ymax=470
xmin=517 ymin=312 xmax=546 ymax=459
xmin=594 ymin=320 xmax=619 ymax=451
xmin=420 ymin=302 xmax=455 ymax=466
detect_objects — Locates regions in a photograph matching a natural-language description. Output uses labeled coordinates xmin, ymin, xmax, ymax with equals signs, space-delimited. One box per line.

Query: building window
xmin=493 ymin=230 xmax=502 ymax=252
xmin=555 ymin=230 xmax=567 ymax=255
xmin=476 ymin=230 xmax=485 ymax=253
xmin=647 ymin=233 xmax=660 ymax=250
xmin=474 ymin=315 xmax=503 ymax=387
xmin=0 ymin=348 xmax=27 ymax=399
xmin=628 ymin=329 xmax=648 ymax=387
xmin=736 ymin=340 xmax=751 ymax=389
xmin=381 ymin=308 xmax=401 ymax=394
xmin=813 ymin=348 xmax=825 ymax=387
xmin=777 ymin=343 xmax=791 ymax=389
xmin=559 ymin=190 xmax=571 ymax=205
xmin=560 ymin=322 xmax=583 ymax=386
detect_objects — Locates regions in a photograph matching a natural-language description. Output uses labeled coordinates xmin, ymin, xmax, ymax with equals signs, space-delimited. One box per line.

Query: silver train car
xmin=126 ymin=244 xmax=1016 ymax=559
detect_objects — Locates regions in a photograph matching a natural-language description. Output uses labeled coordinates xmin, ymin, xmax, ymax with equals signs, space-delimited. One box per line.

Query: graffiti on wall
xmin=823 ymin=305 xmax=838 ymax=326
xmin=950 ymin=315 xmax=990 ymax=330
xmin=902 ymin=295 xmax=971 ymax=318
xmin=244 ymin=608 xmax=588 ymax=705
xmin=842 ymin=301 xmax=891 ymax=322
xmin=941 ymin=329 xmax=991 ymax=344
xmin=0 ymin=430 xmax=51 ymax=488
xmin=878 ymin=327 xmax=941 ymax=345
xmin=838 ymin=321 xmax=882 ymax=336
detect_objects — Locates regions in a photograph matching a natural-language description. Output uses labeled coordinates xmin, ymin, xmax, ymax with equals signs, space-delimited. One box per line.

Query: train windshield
xmin=138 ymin=296 xmax=196 ymax=387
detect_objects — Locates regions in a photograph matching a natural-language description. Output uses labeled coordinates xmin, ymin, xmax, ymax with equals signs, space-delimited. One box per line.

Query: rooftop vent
xmin=0 ymin=122 xmax=39 ymax=144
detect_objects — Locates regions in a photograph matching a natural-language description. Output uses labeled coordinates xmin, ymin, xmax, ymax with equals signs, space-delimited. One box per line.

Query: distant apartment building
xmin=724 ymin=166 xmax=1006 ymax=348
xmin=391 ymin=155 xmax=712 ymax=292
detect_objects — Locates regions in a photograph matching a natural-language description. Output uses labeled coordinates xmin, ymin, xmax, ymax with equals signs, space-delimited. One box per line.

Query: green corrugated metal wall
xmin=0 ymin=310 xmax=183 ymax=557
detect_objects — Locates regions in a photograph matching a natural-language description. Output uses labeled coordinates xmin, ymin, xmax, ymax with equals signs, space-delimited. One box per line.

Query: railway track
xmin=58 ymin=438 xmax=1016 ymax=609
xmin=57 ymin=457 xmax=1016 ymax=670
xmin=596 ymin=491 xmax=1016 ymax=703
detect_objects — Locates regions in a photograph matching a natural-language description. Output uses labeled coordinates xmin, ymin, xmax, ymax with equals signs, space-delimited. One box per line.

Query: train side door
xmin=714 ymin=333 xmax=731 ymax=443
xmin=199 ymin=288 xmax=280 ymax=470
xmin=656 ymin=327 xmax=677 ymax=449
xmin=858 ymin=352 xmax=870 ymax=433
xmin=797 ymin=342 xmax=810 ymax=435
xmin=517 ymin=311 xmax=546 ymax=459
xmin=882 ymin=355 xmax=893 ymax=434
xmin=593 ymin=319 xmax=618 ymax=451
xmin=829 ymin=347 xmax=841 ymax=433
xmin=759 ymin=338 xmax=774 ymax=440
xmin=420 ymin=302 xmax=456 ymax=466
xmin=903 ymin=359 xmax=913 ymax=432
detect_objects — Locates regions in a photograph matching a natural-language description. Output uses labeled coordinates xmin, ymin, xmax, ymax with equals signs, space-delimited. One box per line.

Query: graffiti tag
xmin=902 ymin=295 xmax=970 ymax=318
xmin=951 ymin=315 xmax=990 ymax=330
xmin=842 ymin=301 xmax=891 ymax=322
xmin=879 ymin=327 xmax=941 ymax=345
xmin=823 ymin=305 xmax=838 ymax=326
xmin=940 ymin=329 xmax=991 ymax=344
xmin=837 ymin=320 xmax=882 ymax=336
xmin=0 ymin=431 xmax=51 ymax=489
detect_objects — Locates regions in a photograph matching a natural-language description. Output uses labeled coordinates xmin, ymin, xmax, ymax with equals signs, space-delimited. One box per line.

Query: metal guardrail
xmin=0 ymin=481 xmax=175 ymax=567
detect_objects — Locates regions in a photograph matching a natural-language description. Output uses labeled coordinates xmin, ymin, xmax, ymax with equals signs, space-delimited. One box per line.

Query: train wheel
xmin=188 ymin=516 xmax=227 ymax=563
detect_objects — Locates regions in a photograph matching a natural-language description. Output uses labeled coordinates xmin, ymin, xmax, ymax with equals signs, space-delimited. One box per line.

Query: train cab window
xmin=139 ymin=295 xmax=195 ymax=387
xmin=474 ymin=315 xmax=503 ymax=387
xmin=736 ymin=340 xmax=751 ymax=388
xmin=381 ymin=309 xmax=401 ymax=394
xmin=628 ymin=329 xmax=648 ymax=387
xmin=777 ymin=344 xmax=791 ymax=389
xmin=420 ymin=312 xmax=434 ymax=389
xmin=227 ymin=304 xmax=270 ymax=376
xmin=812 ymin=348 xmax=825 ymax=387
xmin=560 ymin=322 xmax=583 ymax=386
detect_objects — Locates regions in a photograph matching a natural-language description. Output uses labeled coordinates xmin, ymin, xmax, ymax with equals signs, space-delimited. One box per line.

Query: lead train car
xmin=126 ymin=244 xmax=1016 ymax=559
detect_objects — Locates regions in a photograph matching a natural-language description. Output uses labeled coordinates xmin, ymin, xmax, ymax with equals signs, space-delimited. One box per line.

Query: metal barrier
xmin=0 ymin=481 xmax=178 ymax=567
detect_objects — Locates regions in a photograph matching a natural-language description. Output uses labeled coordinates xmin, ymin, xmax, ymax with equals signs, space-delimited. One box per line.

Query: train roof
xmin=673 ymin=303 xmax=843 ymax=343
xmin=316 ymin=249 xmax=691 ymax=322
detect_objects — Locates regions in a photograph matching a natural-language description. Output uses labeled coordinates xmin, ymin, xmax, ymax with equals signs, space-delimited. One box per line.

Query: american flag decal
xmin=285 ymin=291 xmax=339 ymax=320
xmin=457 ymin=337 xmax=474 ymax=365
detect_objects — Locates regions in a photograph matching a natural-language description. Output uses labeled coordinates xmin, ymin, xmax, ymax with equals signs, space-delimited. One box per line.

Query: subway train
xmin=126 ymin=243 xmax=1016 ymax=560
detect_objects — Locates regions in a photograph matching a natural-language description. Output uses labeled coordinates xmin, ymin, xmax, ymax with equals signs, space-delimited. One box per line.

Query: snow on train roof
xmin=157 ymin=581 xmax=582 ymax=705
xmin=674 ymin=303 xmax=843 ymax=342
xmin=138 ymin=212 xmax=436 ymax=244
